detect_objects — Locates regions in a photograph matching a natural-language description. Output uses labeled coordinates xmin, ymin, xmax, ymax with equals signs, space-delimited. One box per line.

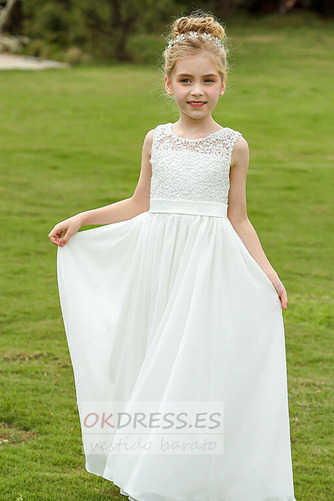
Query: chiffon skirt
xmin=57 ymin=198 xmax=296 ymax=501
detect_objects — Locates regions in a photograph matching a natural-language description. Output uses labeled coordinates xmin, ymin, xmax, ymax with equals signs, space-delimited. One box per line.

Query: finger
xmin=49 ymin=234 xmax=62 ymax=246
xmin=59 ymin=232 xmax=73 ymax=247
xmin=280 ymin=291 xmax=288 ymax=310
xmin=48 ymin=226 xmax=66 ymax=242
xmin=48 ymin=230 xmax=59 ymax=243
xmin=49 ymin=239 xmax=60 ymax=246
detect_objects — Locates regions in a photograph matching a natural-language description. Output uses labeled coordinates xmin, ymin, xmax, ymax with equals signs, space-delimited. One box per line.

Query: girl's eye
xmin=179 ymin=78 xmax=215 ymax=83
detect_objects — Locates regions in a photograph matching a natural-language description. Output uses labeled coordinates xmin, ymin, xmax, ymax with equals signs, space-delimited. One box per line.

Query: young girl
xmin=48 ymin=13 xmax=296 ymax=501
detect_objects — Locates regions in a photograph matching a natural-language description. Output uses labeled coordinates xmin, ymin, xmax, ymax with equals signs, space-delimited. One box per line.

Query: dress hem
xmin=86 ymin=464 xmax=297 ymax=501
xmin=86 ymin=465 xmax=140 ymax=501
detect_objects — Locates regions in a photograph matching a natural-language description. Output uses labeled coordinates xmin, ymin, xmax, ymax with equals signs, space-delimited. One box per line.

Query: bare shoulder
xmin=231 ymin=134 xmax=249 ymax=168
xmin=145 ymin=128 xmax=155 ymax=140
xmin=233 ymin=135 xmax=249 ymax=155
xmin=143 ymin=129 xmax=155 ymax=154
xmin=145 ymin=128 xmax=155 ymax=142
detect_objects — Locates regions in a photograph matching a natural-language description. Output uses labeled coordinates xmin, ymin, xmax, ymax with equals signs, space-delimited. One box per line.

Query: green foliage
xmin=126 ymin=34 xmax=164 ymax=65
xmin=64 ymin=46 xmax=86 ymax=65
xmin=21 ymin=1 xmax=72 ymax=45
xmin=24 ymin=38 xmax=48 ymax=58
xmin=12 ymin=1 xmax=333 ymax=64
xmin=19 ymin=0 xmax=176 ymax=61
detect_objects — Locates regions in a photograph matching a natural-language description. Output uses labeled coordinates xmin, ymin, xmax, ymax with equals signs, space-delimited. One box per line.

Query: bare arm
xmin=48 ymin=129 xmax=153 ymax=246
xmin=227 ymin=136 xmax=288 ymax=310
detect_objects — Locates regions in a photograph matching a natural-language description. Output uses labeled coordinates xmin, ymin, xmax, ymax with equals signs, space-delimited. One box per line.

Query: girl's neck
xmin=173 ymin=114 xmax=222 ymax=139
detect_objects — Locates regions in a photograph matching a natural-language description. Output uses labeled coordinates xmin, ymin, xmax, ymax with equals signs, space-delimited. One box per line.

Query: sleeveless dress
xmin=57 ymin=122 xmax=296 ymax=501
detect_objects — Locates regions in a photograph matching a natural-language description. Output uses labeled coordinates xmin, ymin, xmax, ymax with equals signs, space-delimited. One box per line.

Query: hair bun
xmin=173 ymin=15 xmax=225 ymax=41
xmin=164 ymin=11 xmax=229 ymax=85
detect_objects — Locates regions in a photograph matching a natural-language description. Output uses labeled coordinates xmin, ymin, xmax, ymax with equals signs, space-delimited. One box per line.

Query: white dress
xmin=57 ymin=122 xmax=296 ymax=501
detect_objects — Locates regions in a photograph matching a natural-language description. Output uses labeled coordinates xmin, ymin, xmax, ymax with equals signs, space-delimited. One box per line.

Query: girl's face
xmin=165 ymin=51 xmax=225 ymax=121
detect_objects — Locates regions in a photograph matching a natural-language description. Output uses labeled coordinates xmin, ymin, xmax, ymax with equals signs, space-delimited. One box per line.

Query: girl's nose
xmin=190 ymin=86 xmax=204 ymax=96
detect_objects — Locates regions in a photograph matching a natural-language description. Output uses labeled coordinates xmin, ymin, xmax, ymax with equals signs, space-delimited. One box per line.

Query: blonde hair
xmin=163 ymin=12 xmax=228 ymax=84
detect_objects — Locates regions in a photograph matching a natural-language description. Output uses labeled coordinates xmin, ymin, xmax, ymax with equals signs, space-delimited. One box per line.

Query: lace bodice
xmin=149 ymin=123 xmax=242 ymax=205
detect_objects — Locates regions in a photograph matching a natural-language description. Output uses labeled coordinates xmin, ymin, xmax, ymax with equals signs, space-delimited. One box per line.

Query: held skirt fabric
xmin=57 ymin=123 xmax=296 ymax=501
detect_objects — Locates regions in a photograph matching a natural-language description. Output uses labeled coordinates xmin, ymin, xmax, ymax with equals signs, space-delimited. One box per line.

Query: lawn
xmin=0 ymin=13 xmax=333 ymax=501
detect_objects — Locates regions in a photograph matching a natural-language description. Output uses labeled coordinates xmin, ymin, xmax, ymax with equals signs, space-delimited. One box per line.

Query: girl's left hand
xmin=270 ymin=275 xmax=288 ymax=310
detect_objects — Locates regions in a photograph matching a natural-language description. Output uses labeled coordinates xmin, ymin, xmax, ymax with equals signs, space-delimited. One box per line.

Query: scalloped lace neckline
xmin=168 ymin=122 xmax=225 ymax=142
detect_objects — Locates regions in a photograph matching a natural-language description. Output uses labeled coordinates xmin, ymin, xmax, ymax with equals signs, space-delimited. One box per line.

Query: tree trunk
xmin=279 ymin=0 xmax=298 ymax=14
xmin=0 ymin=0 xmax=18 ymax=34
xmin=111 ymin=0 xmax=136 ymax=61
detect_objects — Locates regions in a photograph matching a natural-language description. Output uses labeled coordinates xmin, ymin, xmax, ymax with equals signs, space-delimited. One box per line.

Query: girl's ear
xmin=165 ymin=76 xmax=173 ymax=95
xmin=219 ymin=81 xmax=226 ymax=96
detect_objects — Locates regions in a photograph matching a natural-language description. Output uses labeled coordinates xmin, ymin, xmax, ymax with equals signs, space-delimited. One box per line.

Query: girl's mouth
xmin=188 ymin=101 xmax=206 ymax=108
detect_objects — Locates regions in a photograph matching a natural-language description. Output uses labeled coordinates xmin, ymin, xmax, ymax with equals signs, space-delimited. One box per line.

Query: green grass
xmin=0 ymin=14 xmax=333 ymax=501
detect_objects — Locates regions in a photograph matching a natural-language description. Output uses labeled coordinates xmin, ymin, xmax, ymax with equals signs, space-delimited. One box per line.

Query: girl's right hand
xmin=270 ymin=275 xmax=288 ymax=311
xmin=48 ymin=214 xmax=83 ymax=247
